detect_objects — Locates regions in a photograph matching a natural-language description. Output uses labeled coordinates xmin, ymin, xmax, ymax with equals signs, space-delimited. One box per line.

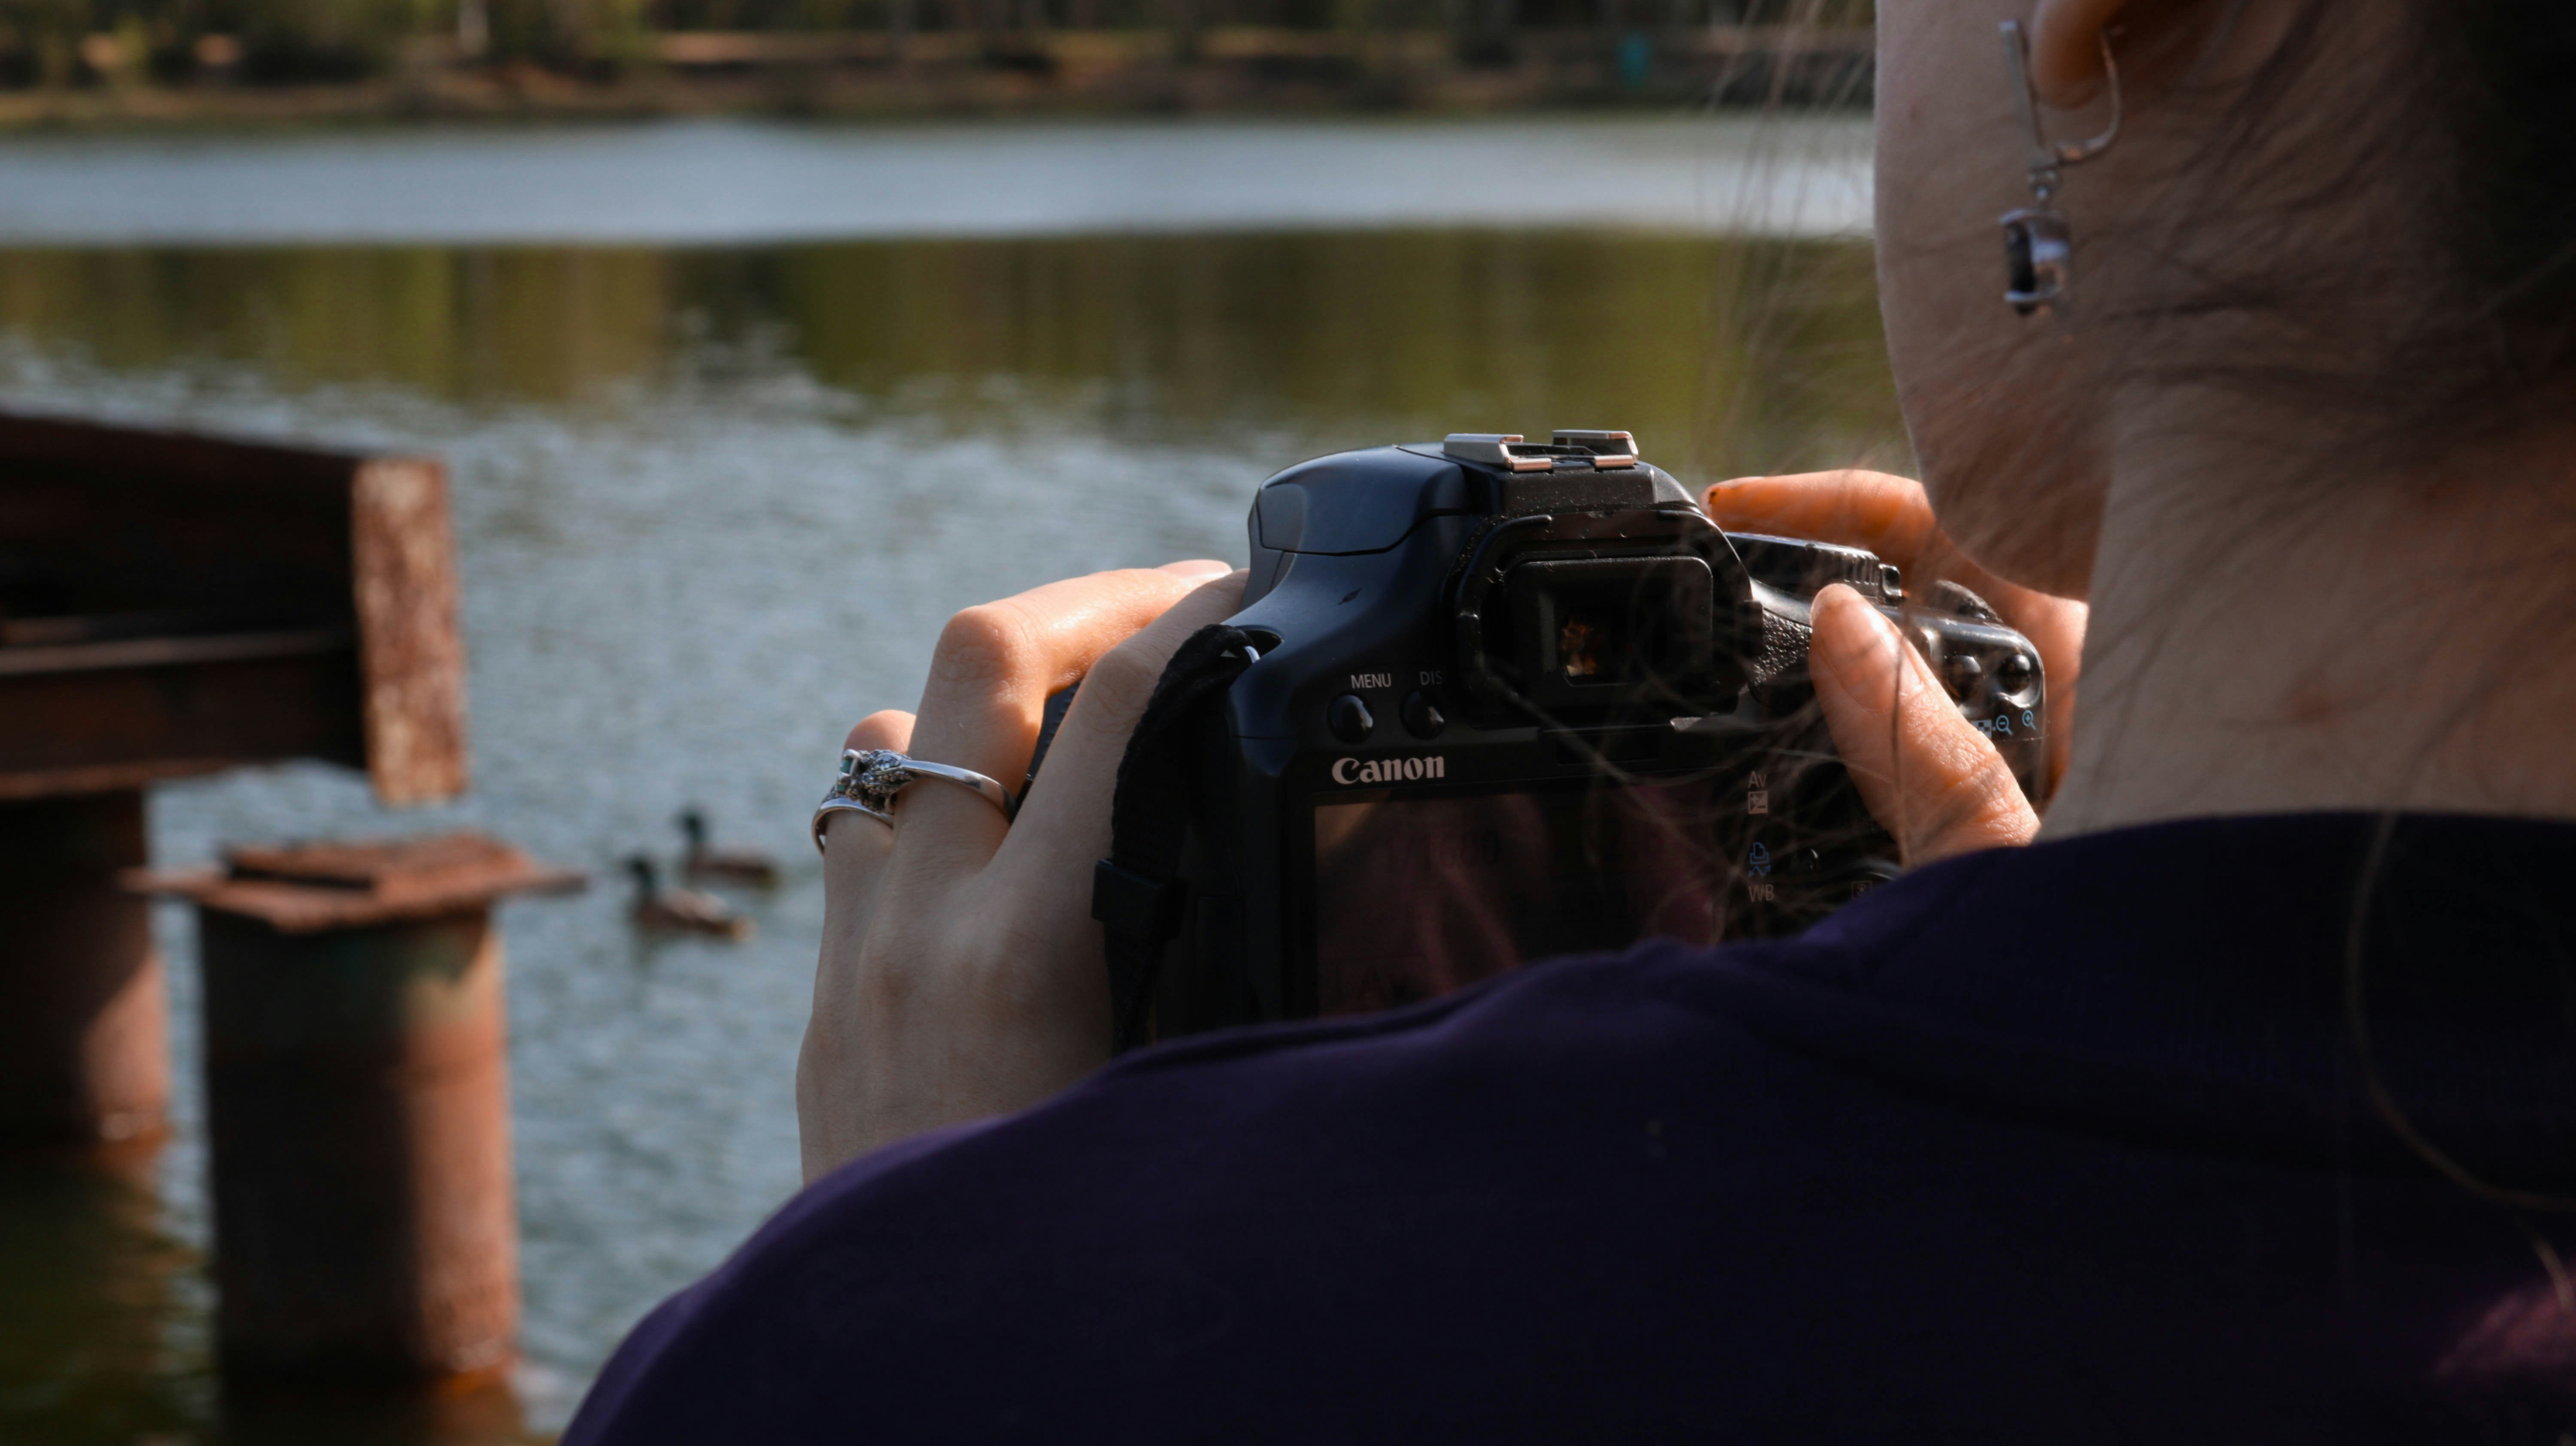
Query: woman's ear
xmin=2030 ymin=0 xmax=2130 ymax=107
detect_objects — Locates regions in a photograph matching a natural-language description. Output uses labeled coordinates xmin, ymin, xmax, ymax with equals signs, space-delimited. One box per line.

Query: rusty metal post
xmin=142 ymin=833 xmax=577 ymax=1384
xmin=0 ymin=790 xmax=170 ymax=1145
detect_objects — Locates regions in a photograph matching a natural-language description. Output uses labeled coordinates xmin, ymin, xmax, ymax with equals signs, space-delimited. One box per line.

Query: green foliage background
xmin=0 ymin=0 xmax=1868 ymax=84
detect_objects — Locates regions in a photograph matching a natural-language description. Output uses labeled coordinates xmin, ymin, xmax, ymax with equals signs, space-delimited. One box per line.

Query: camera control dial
xmin=1996 ymin=652 xmax=2037 ymax=693
xmin=1327 ymin=694 xmax=1376 ymax=744
xmin=1400 ymin=690 xmax=1447 ymax=739
xmin=1941 ymin=652 xmax=1984 ymax=699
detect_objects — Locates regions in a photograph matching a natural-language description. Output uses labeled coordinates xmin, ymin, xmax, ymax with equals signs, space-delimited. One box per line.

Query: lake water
xmin=0 ymin=118 xmax=1904 ymax=1445
xmin=0 ymin=115 xmax=1872 ymax=244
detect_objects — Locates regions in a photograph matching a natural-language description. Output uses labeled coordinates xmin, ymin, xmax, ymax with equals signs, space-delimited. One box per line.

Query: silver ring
xmin=811 ymin=794 xmax=893 ymax=853
xmin=812 ymin=748 xmax=1021 ymax=855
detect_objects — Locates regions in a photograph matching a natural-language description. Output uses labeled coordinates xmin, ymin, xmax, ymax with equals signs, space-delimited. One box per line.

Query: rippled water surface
xmin=0 ymin=118 xmax=1904 ymax=1445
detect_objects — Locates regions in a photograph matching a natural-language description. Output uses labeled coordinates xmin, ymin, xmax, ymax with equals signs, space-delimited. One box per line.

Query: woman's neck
xmin=2038 ymin=419 xmax=2576 ymax=839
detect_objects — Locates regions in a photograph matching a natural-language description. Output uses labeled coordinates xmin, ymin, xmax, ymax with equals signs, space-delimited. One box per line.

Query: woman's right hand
xmin=1704 ymin=471 xmax=2088 ymax=868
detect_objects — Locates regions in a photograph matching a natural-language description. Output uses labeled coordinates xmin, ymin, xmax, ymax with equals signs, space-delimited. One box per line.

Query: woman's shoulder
xmin=706 ymin=807 xmax=2576 ymax=1258
xmin=746 ymin=808 xmax=2576 ymax=1276
xmin=565 ymin=810 xmax=2576 ymax=1444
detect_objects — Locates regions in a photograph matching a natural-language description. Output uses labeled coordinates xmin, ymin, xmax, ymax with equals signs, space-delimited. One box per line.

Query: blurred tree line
xmin=0 ymin=0 xmax=1865 ymax=86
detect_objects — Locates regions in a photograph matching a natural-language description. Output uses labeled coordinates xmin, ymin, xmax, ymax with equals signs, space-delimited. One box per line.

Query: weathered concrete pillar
xmin=143 ymin=833 xmax=577 ymax=1384
xmin=0 ymin=790 xmax=170 ymax=1145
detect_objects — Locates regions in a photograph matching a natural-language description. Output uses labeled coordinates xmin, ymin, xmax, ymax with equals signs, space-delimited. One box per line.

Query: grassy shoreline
xmin=0 ymin=26 xmax=1871 ymax=132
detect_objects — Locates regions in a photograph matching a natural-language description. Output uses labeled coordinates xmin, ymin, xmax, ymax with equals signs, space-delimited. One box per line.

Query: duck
xmin=626 ymin=856 xmax=753 ymax=939
xmin=678 ymin=808 xmax=782 ymax=888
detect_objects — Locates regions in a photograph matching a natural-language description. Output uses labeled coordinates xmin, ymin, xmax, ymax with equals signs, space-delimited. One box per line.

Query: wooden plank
xmin=0 ymin=411 xmax=468 ymax=808
xmin=0 ymin=759 xmax=279 ymax=802
xmin=131 ymin=832 xmax=584 ymax=932
xmin=0 ymin=626 xmax=352 ymax=678
xmin=0 ymin=651 xmax=366 ymax=791
xmin=350 ymin=459 xmax=470 ymax=807
xmin=0 ymin=410 xmax=366 ymax=498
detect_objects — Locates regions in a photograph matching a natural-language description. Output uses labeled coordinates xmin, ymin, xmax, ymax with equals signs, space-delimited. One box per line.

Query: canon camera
xmin=1089 ymin=431 xmax=2046 ymax=1050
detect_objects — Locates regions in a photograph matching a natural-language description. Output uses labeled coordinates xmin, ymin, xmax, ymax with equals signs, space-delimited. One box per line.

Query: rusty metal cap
xmin=128 ymin=832 xmax=584 ymax=933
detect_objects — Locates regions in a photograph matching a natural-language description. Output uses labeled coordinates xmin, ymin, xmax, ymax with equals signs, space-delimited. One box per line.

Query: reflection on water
xmin=0 ymin=231 xmax=1897 ymax=476
xmin=0 ymin=1146 xmax=210 ymax=1445
xmin=0 ymin=227 xmax=1901 ymax=1445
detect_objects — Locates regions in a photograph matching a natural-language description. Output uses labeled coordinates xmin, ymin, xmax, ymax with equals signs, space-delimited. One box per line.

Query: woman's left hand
xmin=1705 ymin=471 xmax=2088 ymax=866
xmin=799 ymin=560 xmax=1245 ymax=1181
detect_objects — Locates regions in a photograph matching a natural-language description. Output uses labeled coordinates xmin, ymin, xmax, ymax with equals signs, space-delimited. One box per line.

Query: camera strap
xmin=1091 ymin=623 xmax=1263 ymax=1054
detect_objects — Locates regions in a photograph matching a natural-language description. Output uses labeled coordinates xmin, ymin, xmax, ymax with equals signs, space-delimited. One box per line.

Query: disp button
xmin=1400 ymin=690 xmax=1446 ymax=739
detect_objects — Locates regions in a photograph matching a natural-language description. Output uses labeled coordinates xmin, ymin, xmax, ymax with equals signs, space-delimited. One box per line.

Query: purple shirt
xmin=567 ymin=814 xmax=2576 ymax=1443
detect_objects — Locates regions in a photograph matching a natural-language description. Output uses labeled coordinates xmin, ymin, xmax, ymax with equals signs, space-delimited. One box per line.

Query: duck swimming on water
xmin=679 ymin=808 xmax=781 ymax=887
xmin=626 ymin=856 xmax=753 ymax=939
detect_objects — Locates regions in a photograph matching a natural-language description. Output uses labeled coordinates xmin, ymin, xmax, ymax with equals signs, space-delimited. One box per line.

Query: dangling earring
xmin=1999 ymin=20 xmax=2122 ymax=318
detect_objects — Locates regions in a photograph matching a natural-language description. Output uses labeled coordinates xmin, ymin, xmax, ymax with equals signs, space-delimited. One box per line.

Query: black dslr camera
xmin=1091 ymin=431 xmax=2044 ymax=1049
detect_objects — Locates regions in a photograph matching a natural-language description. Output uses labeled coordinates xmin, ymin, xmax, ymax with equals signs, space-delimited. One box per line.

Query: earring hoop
xmin=1998 ymin=20 xmax=2123 ymax=317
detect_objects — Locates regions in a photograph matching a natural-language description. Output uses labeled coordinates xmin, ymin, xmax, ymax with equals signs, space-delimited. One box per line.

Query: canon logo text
xmin=1330 ymin=755 xmax=1446 ymax=785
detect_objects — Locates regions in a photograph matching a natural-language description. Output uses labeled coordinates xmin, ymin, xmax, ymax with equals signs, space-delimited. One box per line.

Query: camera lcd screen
xmin=1309 ymin=779 xmax=1734 ymax=1018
